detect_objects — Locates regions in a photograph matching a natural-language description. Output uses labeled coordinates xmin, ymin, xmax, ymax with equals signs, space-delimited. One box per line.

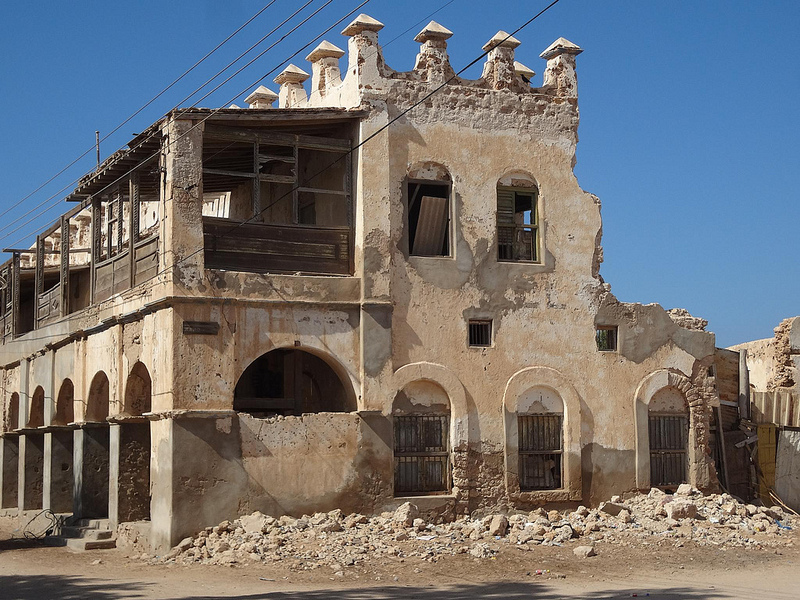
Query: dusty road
xmin=1 ymin=517 xmax=798 ymax=599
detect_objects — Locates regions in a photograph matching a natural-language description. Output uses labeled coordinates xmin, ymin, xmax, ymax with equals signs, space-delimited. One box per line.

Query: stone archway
xmin=634 ymin=370 xmax=715 ymax=491
xmin=76 ymin=372 xmax=111 ymax=519
xmin=502 ymin=366 xmax=582 ymax=503
xmin=117 ymin=362 xmax=152 ymax=523
xmin=234 ymin=348 xmax=356 ymax=416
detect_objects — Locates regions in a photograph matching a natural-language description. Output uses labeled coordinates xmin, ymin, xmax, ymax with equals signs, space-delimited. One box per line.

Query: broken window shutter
xmin=411 ymin=195 xmax=448 ymax=256
xmin=497 ymin=189 xmax=515 ymax=225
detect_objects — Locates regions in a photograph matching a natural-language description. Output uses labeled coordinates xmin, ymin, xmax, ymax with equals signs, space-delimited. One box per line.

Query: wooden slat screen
xmin=203 ymin=217 xmax=352 ymax=276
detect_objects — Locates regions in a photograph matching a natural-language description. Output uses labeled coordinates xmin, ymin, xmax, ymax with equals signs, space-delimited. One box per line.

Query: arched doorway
xmin=1 ymin=393 xmax=20 ymax=509
xmin=77 ymin=372 xmax=111 ymax=519
xmin=23 ymin=386 xmax=45 ymax=509
xmin=54 ymin=379 xmax=75 ymax=426
xmin=648 ymin=386 xmax=689 ymax=489
xmin=517 ymin=386 xmax=564 ymax=491
xmin=27 ymin=386 xmax=45 ymax=428
xmin=118 ymin=362 xmax=152 ymax=522
xmin=50 ymin=379 xmax=75 ymax=513
xmin=392 ymin=380 xmax=451 ymax=495
xmin=234 ymin=348 xmax=355 ymax=416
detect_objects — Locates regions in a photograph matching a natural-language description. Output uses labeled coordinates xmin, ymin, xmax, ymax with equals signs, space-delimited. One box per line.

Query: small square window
xmin=468 ymin=320 xmax=492 ymax=347
xmin=596 ymin=326 xmax=618 ymax=352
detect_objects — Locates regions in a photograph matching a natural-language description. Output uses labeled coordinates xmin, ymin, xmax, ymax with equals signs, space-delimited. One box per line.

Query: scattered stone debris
xmin=152 ymin=487 xmax=796 ymax=568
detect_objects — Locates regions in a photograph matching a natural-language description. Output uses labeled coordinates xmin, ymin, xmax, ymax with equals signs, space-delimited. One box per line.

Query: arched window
xmin=27 ymin=386 xmax=45 ymax=429
xmin=124 ymin=362 xmax=152 ymax=416
xmin=406 ymin=163 xmax=452 ymax=257
xmin=54 ymin=379 xmax=75 ymax=426
xmin=86 ymin=372 xmax=110 ymax=423
xmin=496 ymin=173 xmax=540 ymax=263
xmin=648 ymin=386 xmax=688 ymax=488
xmin=5 ymin=392 xmax=20 ymax=432
xmin=234 ymin=348 xmax=355 ymax=416
xmin=517 ymin=386 xmax=563 ymax=491
xmin=392 ymin=380 xmax=451 ymax=495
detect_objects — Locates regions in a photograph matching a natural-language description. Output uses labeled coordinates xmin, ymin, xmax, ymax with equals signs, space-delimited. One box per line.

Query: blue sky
xmin=0 ymin=1 xmax=797 ymax=347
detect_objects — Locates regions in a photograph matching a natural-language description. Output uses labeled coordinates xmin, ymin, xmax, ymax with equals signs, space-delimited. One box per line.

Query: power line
xmin=1 ymin=0 xmax=565 ymax=353
xmin=93 ymin=0 xmax=565 ymax=294
xmin=0 ymin=0 xmax=323 ymax=244
xmin=0 ymin=0 xmax=281 ymax=223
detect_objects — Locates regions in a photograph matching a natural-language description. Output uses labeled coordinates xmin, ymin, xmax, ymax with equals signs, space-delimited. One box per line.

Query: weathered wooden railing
xmin=93 ymin=236 xmax=159 ymax=304
xmin=203 ymin=217 xmax=352 ymax=276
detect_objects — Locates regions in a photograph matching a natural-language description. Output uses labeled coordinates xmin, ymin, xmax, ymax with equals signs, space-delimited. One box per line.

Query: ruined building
xmin=0 ymin=16 xmax=733 ymax=552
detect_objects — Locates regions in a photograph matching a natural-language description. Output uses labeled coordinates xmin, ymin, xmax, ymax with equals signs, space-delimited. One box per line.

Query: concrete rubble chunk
xmin=305 ymin=40 xmax=345 ymax=62
xmin=414 ymin=21 xmax=453 ymax=43
xmin=539 ymin=37 xmax=583 ymax=60
xmin=482 ymin=30 xmax=521 ymax=52
xmin=240 ymin=512 xmax=270 ymax=535
xmin=488 ymin=514 xmax=508 ymax=536
xmin=341 ymin=13 xmax=384 ymax=36
xmin=513 ymin=61 xmax=535 ymax=79
xmin=665 ymin=500 xmax=697 ymax=520
xmin=274 ymin=64 xmax=310 ymax=85
xmin=599 ymin=501 xmax=626 ymax=517
xmin=393 ymin=501 xmax=419 ymax=526
xmin=573 ymin=545 xmax=596 ymax=558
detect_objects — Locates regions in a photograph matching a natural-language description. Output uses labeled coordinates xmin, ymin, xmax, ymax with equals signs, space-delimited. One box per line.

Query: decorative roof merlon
xmin=414 ymin=21 xmax=453 ymax=43
xmin=306 ymin=40 xmax=345 ymax=62
xmin=244 ymin=85 xmax=278 ymax=107
xmin=341 ymin=14 xmax=384 ymax=36
xmin=482 ymin=31 xmax=521 ymax=52
xmin=274 ymin=64 xmax=310 ymax=85
xmin=514 ymin=61 xmax=535 ymax=79
xmin=539 ymin=37 xmax=583 ymax=60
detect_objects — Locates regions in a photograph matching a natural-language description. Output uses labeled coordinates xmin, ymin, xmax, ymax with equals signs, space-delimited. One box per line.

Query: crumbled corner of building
xmin=769 ymin=318 xmax=797 ymax=390
xmin=667 ymin=308 xmax=708 ymax=332
xmin=150 ymin=486 xmax=795 ymax=567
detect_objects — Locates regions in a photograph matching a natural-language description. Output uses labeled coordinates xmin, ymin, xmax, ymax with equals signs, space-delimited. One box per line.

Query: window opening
xmin=498 ymin=187 xmax=538 ymax=262
xmin=234 ymin=349 xmax=353 ymax=416
xmin=394 ymin=415 xmax=450 ymax=494
xmin=649 ymin=414 xmax=688 ymax=487
xmin=408 ymin=182 xmax=450 ymax=257
xmin=518 ymin=414 xmax=562 ymax=491
xmin=596 ymin=326 xmax=618 ymax=352
xmin=468 ymin=320 xmax=492 ymax=347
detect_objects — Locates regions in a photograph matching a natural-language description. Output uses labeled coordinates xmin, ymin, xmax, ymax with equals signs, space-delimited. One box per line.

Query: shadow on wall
xmin=0 ymin=576 xmax=735 ymax=599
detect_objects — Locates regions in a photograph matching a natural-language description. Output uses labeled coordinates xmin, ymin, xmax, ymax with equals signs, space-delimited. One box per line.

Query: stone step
xmin=66 ymin=537 xmax=117 ymax=551
xmin=77 ymin=518 xmax=111 ymax=530
xmin=60 ymin=526 xmax=114 ymax=540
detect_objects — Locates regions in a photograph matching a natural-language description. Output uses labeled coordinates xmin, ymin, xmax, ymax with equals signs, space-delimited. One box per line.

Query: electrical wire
xmin=0 ymin=0 xmax=323 ymax=243
xmin=0 ymin=0 xmax=561 ymax=353
xmin=0 ymin=0 xmax=281 ymax=223
xmin=0 ymin=0 xmax=372 ymax=247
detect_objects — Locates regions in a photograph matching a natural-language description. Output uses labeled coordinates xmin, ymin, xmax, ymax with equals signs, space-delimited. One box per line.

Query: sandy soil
xmin=1 ymin=516 xmax=799 ymax=599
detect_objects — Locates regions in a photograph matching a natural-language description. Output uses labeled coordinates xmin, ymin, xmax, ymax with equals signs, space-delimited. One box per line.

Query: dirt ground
xmin=1 ymin=516 xmax=799 ymax=599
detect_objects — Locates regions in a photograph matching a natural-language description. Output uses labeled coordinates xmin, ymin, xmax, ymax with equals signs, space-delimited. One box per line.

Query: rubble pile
xmin=159 ymin=485 xmax=796 ymax=567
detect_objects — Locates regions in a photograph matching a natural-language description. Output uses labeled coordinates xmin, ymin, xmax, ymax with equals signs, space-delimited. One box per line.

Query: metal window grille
xmin=595 ymin=327 xmax=617 ymax=351
xmin=649 ymin=414 xmax=688 ymax=487
xmin=468 ymin=320 xmax=492 ymax=347
xmin=518 ymin=414 xmax=563 ymax=491
xmin=394 ymin=415 xmax=449 ymax=494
